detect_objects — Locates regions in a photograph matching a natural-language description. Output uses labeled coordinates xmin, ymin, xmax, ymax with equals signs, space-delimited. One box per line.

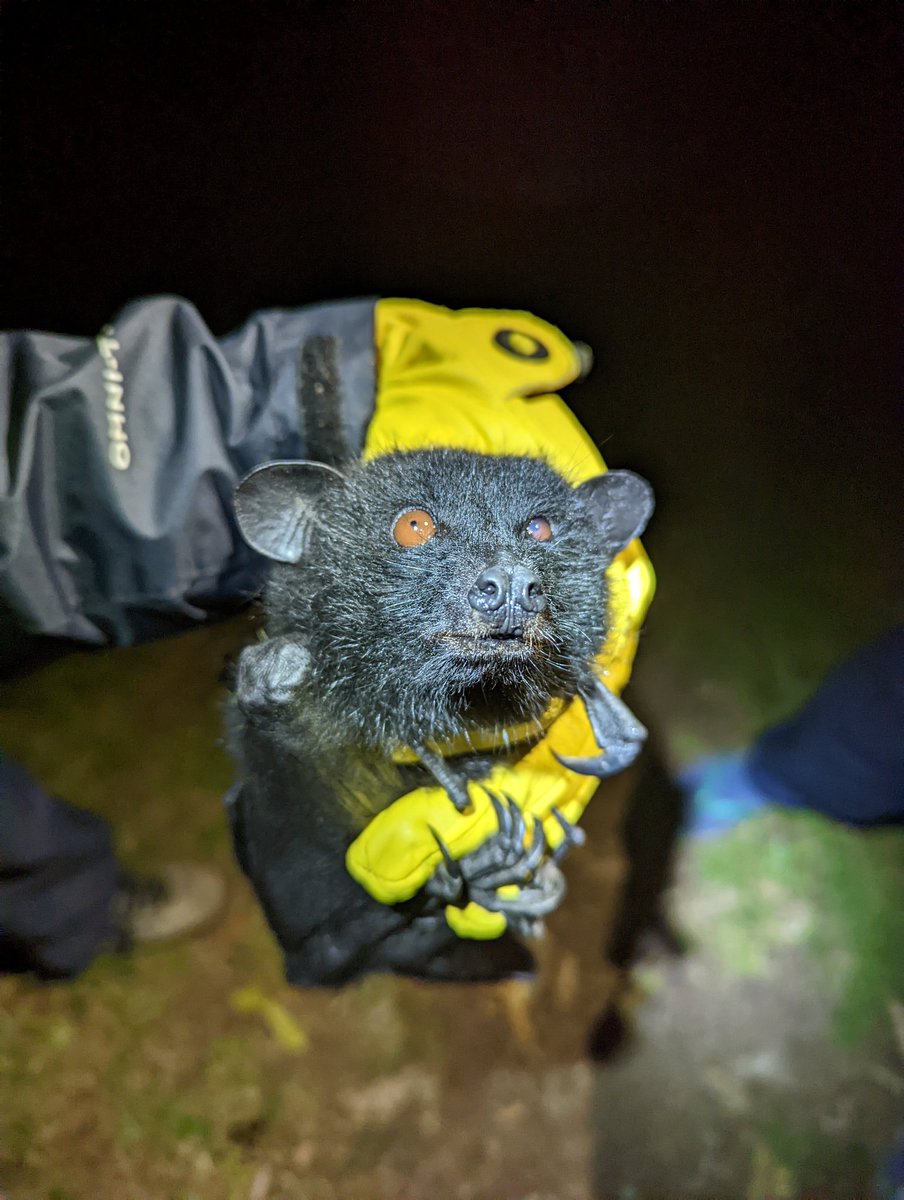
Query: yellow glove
xmin=344 ymin=299 xmax=655 ymax=939
xmin=346 ymin=689 xmax=604 ymax=938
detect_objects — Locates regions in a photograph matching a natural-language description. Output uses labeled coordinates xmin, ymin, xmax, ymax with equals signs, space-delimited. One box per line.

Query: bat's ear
xmin=575 ymin=469 xmax=655 ymax=556
xmin=235 ymin=460 xmax=345 ymax=562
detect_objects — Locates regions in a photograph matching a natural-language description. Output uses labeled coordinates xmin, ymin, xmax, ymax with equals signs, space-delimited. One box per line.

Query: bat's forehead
xmin=351 ymin=450 xmax=574 ymax=522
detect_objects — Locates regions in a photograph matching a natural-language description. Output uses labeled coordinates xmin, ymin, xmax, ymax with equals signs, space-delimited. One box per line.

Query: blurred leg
xmin=0 ymin=756 xmax=118 ymax=978
xmin=749 ymin=626 xmax=904 ymax=826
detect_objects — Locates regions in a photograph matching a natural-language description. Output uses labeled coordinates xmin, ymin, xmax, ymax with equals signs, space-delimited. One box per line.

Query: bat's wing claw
xmin=235 ymin=636 xmax=310 ymax=715
xmin=486 ymin=789 xmax=512 ymax=837
xmin=563 ymin=680 xmax=648 ymax=778
xmin=523 ymin=818 xmax=547 ymax=874
xmin=424 ymin=824 xmax=466 ymax=902
xmin=553 ymin=744 xmax=642 ymax=778
xmin=501 ymin=793 xmax=527 ymax=846
xmin=551 ymin=806 xmax=586 ymax=863
xmin=471 ymin=859 xmax=567 ymax=921
xmin=428 ymin=825 xmax=459 ymax=874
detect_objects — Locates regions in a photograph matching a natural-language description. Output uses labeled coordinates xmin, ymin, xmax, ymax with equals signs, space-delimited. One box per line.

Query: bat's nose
xmin=515 ymin=566 xmax=548 ymax=614
xmin=469 ymin=565 xmax=508 ymax=613
xmin=468 ymin=565 xmax=547 ymax=617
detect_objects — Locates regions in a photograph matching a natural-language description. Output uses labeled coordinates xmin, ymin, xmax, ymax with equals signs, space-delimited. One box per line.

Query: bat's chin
xmin=395 ymin=631 xmax=572 ymax=739
xmin=438 ymin=631 xmax=537 ymax=663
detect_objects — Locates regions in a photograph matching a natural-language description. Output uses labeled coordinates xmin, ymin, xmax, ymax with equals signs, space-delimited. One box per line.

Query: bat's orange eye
xmin=393 ymin=508 xmax=437 ymax=547
xmin=526 ymin=516 xmax=552 ymax=542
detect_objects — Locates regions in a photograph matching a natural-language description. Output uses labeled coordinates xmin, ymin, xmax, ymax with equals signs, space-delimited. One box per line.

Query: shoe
xmin=112 ymin=863 xmax=227 ymax=947
xmin=678 ymin=751 xmax=770 ymax=838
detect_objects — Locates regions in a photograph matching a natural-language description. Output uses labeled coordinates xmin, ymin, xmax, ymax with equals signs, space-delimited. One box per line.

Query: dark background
xmin=4 ymin=5 xmax=898 ymax=352
xmin=2 ymin=0 xmax=901 ymax=622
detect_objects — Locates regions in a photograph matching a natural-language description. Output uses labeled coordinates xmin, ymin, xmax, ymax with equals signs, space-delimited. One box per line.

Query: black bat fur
xmin=226 ymin=338 xmax=654 ymax=986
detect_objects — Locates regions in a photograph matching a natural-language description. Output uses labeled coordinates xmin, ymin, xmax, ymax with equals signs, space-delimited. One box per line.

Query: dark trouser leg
xmin=748 ymin=626 xmax=904 ymax=827
xmin=0 ymin=756 xmax=118 ymax=978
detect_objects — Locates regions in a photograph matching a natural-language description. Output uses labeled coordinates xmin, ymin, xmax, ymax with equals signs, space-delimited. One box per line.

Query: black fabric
xmin=0 ymin=756 xmax=118 ymax=978
xmin=749 ymin=625 xmax=904 ymax=826
xmin=226 ymin=779 xmax=535 ymax=986
xmin=0 ymin=295 xmax=376 ymax=674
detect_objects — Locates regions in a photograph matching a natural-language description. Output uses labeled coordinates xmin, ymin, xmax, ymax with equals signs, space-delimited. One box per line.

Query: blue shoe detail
xmin=678 ymin=751 xmax=770 ymax=838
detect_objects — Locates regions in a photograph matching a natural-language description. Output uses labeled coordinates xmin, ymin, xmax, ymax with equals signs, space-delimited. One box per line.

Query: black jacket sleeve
xmin=0 ymin=295 xmax=375 ymax=669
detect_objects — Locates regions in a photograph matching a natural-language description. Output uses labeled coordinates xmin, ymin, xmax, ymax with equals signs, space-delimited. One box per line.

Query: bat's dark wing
xmin=554 ymin=676 xmax=648 ymax=778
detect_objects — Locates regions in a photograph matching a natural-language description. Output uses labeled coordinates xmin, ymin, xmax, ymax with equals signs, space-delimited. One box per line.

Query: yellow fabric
xmin=445 ymin=903 xmax=507 ymax=940
xmin=345 ymin=299 xmax=655 ymax=938
xmin=365 ymin=298 xmax=606 ymax=485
